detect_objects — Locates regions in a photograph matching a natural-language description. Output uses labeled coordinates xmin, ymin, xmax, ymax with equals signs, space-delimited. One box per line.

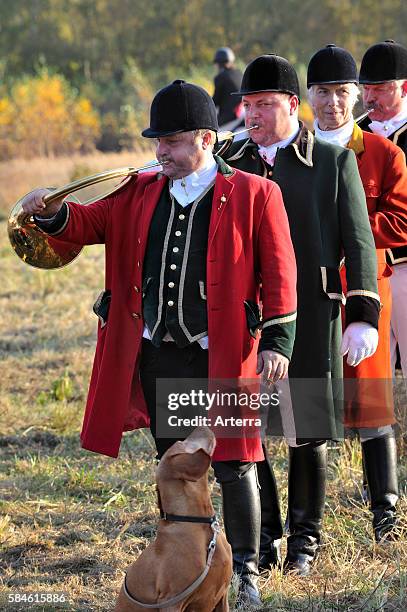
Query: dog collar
xmin=159 ymin=511 xmax=217 ymax=524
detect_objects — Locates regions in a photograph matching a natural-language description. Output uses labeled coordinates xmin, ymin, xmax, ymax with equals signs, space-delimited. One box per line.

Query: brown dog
xmin=114 ymin=427 xmax=232 ymax=611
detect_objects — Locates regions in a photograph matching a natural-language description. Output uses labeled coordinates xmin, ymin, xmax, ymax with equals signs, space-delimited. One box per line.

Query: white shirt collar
xmin=369 ymin=98 xmax=407 ymax=137
xmin=170 ymin=150 xmax=217 ymax=207
xmin=314 ymin=118 xmax=354 ymax=148
xmin=257 ymin=121 xmax=300 ymax=166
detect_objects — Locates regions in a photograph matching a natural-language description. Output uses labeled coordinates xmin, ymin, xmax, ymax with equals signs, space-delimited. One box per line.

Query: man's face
xmin=363 ymin=81 xmax=406 ymax=121
xmin=310 ymin=83 xmax=355 ymax=130
xmin=242 ymin=92 xmax=298 ymax=146
xmin=156 ymin=131 xmax=208 ymax=179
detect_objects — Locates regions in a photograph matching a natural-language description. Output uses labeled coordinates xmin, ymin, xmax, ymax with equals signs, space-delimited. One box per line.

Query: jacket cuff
xmin=258 ymin=314 xmax=296 ymax=359
xmin=34 ymin=203 xmax=69 ymax=235
xmin=345 ymin=295 xmax=380 ymax=330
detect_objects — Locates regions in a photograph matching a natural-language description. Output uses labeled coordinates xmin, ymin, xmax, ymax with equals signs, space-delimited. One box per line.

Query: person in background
xmin=221 ymin=54 xmax=380 ymax=576
xmin=213 ymin=46 xmax=244 ymax=130
xmin=359 ymin=40 xmax=407 ymax=385
xmin=307 ymin=43 xmax=407 ymax=542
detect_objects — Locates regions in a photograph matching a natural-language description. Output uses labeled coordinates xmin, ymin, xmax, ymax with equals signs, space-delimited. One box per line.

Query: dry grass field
xmin=0 ymin=153 xmax=406 ymax=611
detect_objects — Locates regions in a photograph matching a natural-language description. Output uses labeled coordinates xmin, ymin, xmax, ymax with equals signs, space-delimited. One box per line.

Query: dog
xmin=114 ymin=427 xmax=232 ymax=611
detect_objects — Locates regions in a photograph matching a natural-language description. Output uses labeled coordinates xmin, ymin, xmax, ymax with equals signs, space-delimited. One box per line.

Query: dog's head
xmin=157 ymin=427 xmax=216 ymax=482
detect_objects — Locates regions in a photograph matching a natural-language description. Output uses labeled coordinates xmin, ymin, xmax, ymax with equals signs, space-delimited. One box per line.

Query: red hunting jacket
xmin=342 ymin=124 xmax=407 ymax=426
xmin=351 ymin=125 xmax=407 ymax=266
xmin=54 ymin=161 xmax=297 ymax=461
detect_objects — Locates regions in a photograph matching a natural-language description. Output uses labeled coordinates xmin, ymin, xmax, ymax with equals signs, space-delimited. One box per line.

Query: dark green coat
xmin=222 ymin=126 xmax=380 ymax=440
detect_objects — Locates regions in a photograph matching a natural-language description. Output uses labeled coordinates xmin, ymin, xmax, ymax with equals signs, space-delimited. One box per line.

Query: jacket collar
xmin=347 ymin=122 xmax=365 ymax=155
xmin=393 ymin=122 xmax=407 ymax=147
xmin=153 ymin=154 xmax=234 ymax=183
xmin=290 ymin=124 xmax=314 ymax=167
xmin=213 ymin=154 xmax=235 ymax=177
xmin=225 ymin=123 xmax=314 ymax=167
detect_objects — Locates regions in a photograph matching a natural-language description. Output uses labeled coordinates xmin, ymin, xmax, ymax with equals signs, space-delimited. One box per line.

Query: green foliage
xmin=36 ymin=370 xmax=74 ymax=405
xmin=2 ymin=1 xmax=406 ymax=82
xmin=52 ymin=370 xmax=74 ymax=402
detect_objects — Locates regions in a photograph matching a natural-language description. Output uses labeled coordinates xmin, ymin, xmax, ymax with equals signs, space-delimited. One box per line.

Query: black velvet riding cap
xmin=307 ymin=44 xmax=358 ymax=87
xmin=232 ymin=54 xmax=300 ymax=97
xmin=359 ymin=40 xmax=407 ymax=84
xmin=142 ymin=80 xmax=219 ymax=138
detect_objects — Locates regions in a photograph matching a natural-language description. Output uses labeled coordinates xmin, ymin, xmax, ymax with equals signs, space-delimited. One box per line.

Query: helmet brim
xmin=141 ymin=127 xmax=187 ymax=138
xmin=231 ymin=87 xmax=300 ymax=98
xmin=307 ymin=79 xmax=358 ymax=86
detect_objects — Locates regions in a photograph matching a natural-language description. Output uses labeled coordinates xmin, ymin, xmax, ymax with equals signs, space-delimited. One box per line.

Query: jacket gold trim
xmin=262 ymin=313 xmax=297 ymax=327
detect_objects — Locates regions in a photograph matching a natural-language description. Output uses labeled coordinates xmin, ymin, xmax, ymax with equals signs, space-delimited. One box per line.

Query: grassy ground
xmin=0 ymin=153 xmax=406 ymax=611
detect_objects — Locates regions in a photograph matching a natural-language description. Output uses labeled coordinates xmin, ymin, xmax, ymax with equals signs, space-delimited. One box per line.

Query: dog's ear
xmin=162 ymin=427 xmax=216 ymax=481
xmin=183 ymin=426 xmax=216 ymax=457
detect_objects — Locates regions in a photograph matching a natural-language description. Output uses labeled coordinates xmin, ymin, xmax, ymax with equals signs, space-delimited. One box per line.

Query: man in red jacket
xmin=359 ymin=40 xmax=407 ymax=387
xmin=307 ymin=45 xmax=407 ymax=542
xmin=21 ymin=80 xmax=297 ymax=605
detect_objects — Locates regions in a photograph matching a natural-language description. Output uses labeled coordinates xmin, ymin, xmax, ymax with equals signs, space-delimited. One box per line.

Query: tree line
xmin=1 ymin=0 xmax=405 ymax=158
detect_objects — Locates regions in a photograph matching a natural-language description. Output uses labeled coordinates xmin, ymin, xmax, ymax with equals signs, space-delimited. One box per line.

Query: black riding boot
xmin=284 ymin=442 xmax=327 ymax=576
xmin=361 ymin=455 xmax=370 ymax=504
xmin=257 ymin=445 xmax=283 ymax=571
xmin=214 ymin=462 xmax=262 ymax=607
xmin=361 ymin=434 xmax=399 ymax=542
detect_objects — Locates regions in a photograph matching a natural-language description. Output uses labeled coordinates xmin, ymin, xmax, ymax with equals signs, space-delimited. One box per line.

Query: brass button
xmin=167 ymin=300 xmax=174 ymax=306
xmin=168 ymin=282 xmax=175 ymax=288
xmin=173 ymin=247 xmax=179 ymax=253
xmin=175 ymin=231 xmax=181 ymax=236
xmin=134 ymin=285 xmax=140 ymax=292
xmin=132 ymin=312 xmax=140 ymax=319
xmin=170 ymin=264 xmax=177 ymax=270
xmin=137 ymin=237 xmax=141 ymax=244
xmin=179 ymin=214 xmax=185 ymax=220
xmin=137 ymin=261 xmax=141 ymax=267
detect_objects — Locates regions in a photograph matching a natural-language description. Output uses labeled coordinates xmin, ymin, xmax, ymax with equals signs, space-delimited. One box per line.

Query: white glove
xmin=340 ymin=322 xmax=378 ymax=367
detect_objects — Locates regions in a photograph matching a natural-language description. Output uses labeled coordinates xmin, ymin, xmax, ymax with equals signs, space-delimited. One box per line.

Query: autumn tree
xmin=0 ymin=71 xmax=100 ymax=159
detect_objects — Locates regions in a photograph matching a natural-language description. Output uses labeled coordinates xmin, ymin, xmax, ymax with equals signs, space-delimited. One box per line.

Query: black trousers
xmin=139 ymin=338 xmax=253 ymax=481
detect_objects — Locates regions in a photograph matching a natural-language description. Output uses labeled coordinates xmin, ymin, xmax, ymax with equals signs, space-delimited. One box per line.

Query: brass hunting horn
xmin=8 ymin=126 xmax=257 ymax=269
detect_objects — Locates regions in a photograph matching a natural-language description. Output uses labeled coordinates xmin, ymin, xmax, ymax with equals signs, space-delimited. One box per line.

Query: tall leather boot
xmin=257 ymin=445 xmax=283 ymax=571
xmin=361 ymin=434 xmax=399 ymax=542
xmin=217 ymin=463 xmax=262 ymax=606
xmin=284 ymin=442 xmax=327 ymax=577
xmin=361 ymin=455 xmax=370 ymax=504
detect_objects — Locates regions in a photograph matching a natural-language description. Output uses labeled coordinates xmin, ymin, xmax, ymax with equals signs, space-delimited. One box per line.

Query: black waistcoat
xmin=142 ymin=182 xmax=214 ymax=348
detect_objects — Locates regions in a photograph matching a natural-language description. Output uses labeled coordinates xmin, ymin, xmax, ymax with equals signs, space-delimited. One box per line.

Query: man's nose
xmin=156 ymin=141 xmax=168 ymax=158
xmin=364 ymin=89 xmax=375 ymax=103
xmin=327 ymin=93 xmax=339 ymax=107
xmin=246 ymin=107 xmax=259 ymax=122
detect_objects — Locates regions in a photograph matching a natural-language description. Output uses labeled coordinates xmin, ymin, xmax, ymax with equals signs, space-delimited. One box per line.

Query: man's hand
xmin=21 ymin=188 xmax=64 ymax=218
xmin=257 ymin=350 xmax=289 ymax=383
xmin=340 ymin=322 xmax=378 ymax=367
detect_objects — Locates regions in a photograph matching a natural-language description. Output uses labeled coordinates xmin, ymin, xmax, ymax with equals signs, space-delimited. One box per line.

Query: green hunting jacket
xmin=221 ymin=126 xmax=380 ymax=440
